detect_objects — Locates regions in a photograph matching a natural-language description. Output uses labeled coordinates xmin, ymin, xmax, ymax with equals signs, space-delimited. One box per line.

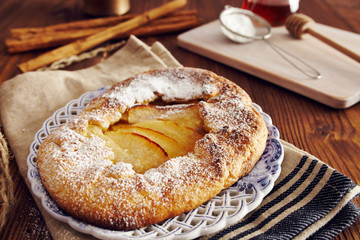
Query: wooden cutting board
xmin=177 ymin=20 xmax=360 ymax=109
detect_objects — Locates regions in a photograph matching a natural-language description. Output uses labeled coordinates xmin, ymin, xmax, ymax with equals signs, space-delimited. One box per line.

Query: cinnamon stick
xmin=7 ymin=29 xmax=101 ymax=53
xmin=122 ymin=17 xmax=202 ymax=37
xmin=7 ymin=18 xmax=201 ymax=53
xmin=17 ymin=0 xmax=187 ymax=72
xmin=11 ymin=12 xmax=197 ymax=41
xmin=7 ymin=12 xmax=200 ymax=53
xmin=10 ymin=9 xmax=197 ymax=37
xmin=10 ymin=15 xmax=135 ymax=38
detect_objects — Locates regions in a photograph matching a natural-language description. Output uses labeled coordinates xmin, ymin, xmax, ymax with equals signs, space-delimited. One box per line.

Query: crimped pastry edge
xmin=37 ymin=67 xmax=268 ymax=230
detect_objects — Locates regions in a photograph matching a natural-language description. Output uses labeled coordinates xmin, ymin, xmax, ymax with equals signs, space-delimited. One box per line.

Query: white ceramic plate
xmin=27 ymin=87 xmax=284 ymax=240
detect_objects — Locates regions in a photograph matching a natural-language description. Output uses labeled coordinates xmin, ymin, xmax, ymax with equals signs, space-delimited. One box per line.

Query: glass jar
xmin=242 ymin=0 xmax=300 ymax=26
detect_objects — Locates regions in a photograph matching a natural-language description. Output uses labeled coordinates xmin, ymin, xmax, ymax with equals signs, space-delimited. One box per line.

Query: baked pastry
xmin=37 ymin=67 xmax=268 ymax=230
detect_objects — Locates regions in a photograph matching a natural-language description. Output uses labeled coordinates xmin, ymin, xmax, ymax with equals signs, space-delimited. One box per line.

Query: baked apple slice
xmin=122 ymin=103 xmax=203 ymax=132
xmin=108 ymin=125 xmax=186 ymax=158
xmin=133 ymin=120 xmax=202 ymax=152
xmin=105 ymin=131 xmax=168 ymax=173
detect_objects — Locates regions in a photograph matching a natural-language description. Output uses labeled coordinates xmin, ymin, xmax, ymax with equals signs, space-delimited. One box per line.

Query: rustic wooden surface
xmin=0 ymin=0 xmax=359 ymax=239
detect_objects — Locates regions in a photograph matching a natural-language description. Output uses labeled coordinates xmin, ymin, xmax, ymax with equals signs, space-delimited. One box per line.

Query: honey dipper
xmin=285 ymin=13 xmax=360 ymax=63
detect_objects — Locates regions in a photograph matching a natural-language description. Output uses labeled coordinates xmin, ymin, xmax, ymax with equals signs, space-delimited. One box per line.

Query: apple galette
xmin=37 ymin=67 xmax=267 ymax=230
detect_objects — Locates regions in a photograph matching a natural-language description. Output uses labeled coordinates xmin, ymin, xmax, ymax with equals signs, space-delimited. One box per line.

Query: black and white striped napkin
xmin=202 ymin=141 xmax=360 ymax=240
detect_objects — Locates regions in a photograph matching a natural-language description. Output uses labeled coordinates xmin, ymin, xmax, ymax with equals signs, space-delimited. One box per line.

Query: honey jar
xmin=242 ymin=0 xmax=300 ymax=26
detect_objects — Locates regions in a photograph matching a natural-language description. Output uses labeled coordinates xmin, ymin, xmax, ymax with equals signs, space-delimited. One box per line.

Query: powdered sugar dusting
xmin=200 ymin=95 xmax=255 ymax=134
xmin=103 ymin=68 xmax=209 ymax=109
xmin=37 ymin=67 xmax=267 ymax=231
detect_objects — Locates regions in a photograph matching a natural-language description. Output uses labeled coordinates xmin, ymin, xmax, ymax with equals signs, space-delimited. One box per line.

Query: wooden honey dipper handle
xmin=285 ymin=13 xmax=360 ymax=63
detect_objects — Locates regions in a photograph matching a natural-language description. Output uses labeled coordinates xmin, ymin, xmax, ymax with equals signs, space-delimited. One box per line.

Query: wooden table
xmin=0 ymin=0 xmax=359 ymax=239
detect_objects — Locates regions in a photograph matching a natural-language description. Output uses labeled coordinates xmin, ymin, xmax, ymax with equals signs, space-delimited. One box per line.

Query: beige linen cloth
xmin=0 ymin=36 xmax=359 ymax=240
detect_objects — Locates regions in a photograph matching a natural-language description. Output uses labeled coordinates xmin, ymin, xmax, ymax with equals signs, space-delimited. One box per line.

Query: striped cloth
xmin=203 ymin=141 xmax=360 ymax=240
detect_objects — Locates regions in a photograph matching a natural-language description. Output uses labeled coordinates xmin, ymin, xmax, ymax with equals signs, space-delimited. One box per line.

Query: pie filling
xmin=85 ymin=102 xmax=205 ymax=173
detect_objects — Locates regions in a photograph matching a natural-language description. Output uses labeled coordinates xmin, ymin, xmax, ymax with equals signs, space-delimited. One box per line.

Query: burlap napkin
xmin=0 ymin=35 xmax=359 ymax=240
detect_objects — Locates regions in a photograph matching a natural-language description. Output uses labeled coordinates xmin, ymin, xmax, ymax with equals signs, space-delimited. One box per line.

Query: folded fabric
xmin=202 ymin=141 xmax=360 ymax=240
xmin=0 ymin=35 xmax=359 ymax=240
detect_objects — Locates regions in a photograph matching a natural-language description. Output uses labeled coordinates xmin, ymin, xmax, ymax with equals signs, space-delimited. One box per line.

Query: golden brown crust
xmin=37 ymin=67 xmax=267 ymax=230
